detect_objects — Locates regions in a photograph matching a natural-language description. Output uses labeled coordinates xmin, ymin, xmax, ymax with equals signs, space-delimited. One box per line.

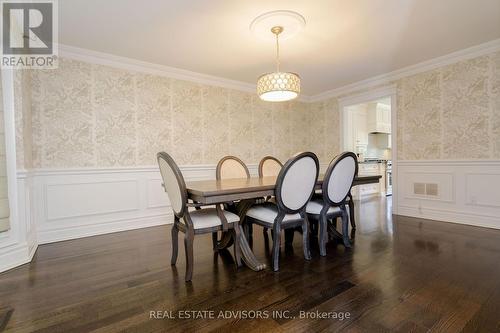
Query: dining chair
xmin=157 ymin=152 xmax=241 ymax=282
xmin=258 ymin=156 xmax=284 ymax=235
xmin=306 ymin=152 xmax=358 ymax=256
xmin=216 ymin=155 xmax=250 ymax=180
xmin=214 ymin=155 xmax=251 ymax=245
xmin=244 ymin=152 xmax=319 ymax=271
xmin=258 ymin=156 xmax=283 ymax=178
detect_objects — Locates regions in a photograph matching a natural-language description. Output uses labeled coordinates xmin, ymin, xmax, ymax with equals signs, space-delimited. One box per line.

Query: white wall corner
xmin=0 ymin=69 xmax=38 ymax=273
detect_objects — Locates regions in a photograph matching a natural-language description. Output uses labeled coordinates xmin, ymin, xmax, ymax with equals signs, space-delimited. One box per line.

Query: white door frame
xmin=338 ymin=85 xmax=398 ymax=214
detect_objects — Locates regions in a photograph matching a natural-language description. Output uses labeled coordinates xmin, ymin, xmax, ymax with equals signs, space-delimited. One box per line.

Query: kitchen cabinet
xmin=352 ymin=109 xmax=368 ymax=147
xmin=352 ymin=162 xmax=387 ymax=199
xmin=367 ymin=102 xmax=391 ymax=134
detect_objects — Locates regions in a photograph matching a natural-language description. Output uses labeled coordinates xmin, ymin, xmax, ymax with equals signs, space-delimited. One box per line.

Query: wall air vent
xmin=426 ymin=183 xmax=438 ymax=196
xmin=414 ymin=183 xmax=425 ymax=195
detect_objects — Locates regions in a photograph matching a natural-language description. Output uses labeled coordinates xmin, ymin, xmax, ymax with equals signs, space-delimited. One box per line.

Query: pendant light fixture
xmin=257 ymin=26 xmax=300 ymax=102
xmin=251 ymin=10 xmax=305 ymax=102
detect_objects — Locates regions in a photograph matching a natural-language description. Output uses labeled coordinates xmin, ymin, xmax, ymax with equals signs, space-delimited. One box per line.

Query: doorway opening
xmin=339 ymin=87 xmax=397 ymax=227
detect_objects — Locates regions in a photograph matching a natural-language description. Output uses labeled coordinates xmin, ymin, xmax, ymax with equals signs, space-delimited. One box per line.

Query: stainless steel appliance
xmin=386 ymin=161 xmax=392 ymax=196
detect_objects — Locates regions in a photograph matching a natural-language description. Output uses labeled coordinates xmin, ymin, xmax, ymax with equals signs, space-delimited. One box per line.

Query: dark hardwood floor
xmin=1 ymin=197 xmax=500 ymax=332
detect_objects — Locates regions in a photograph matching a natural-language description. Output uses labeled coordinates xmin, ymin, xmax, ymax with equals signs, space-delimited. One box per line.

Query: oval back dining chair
xmin=258 ymin=156 xmax=283 ymax=178
xmin=216 ymin=156 xmax=250 ymax=180
xmin=245 ymin=152 xmax=319 ymax=271
xmin=258 ymin=157 xmax=284 ymax=234
xmin=157 ymin=152 xmax=241 ymax=282
xmin=306 ymin=151 xmax=358 ymax=255
xmin=214 ymin=155 xmax=251 ymax=245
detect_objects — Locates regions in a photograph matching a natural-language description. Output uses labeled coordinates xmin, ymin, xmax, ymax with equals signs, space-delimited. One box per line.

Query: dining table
xmin=185 ymin=174 xmax=381 ymax=271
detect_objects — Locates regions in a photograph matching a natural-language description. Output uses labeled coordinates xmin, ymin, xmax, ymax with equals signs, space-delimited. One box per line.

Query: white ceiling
xmin=59 ymin=0 xmax=500 ymax=95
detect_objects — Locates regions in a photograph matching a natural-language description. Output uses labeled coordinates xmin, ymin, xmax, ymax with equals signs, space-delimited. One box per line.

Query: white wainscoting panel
xmin=46 ymin=179 xmax=140 ymax=220
xmin=19 ymin=164 xmax=261 ymax=244
xmin=16 ymin=160 xmax=500 ymax=246
xmin=397 ymin=160 xmax=500 ymax=229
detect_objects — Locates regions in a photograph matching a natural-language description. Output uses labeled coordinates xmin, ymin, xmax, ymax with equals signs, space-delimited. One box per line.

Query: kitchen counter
xmin=358 ymin=159 xmax=389 ymax=164
xmin=353 ymin=160 xmax=389 ymax=199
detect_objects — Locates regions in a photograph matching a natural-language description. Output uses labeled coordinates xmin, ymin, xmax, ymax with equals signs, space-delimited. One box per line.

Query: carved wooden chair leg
xmin=309 ymin=219 xmax=318 ymax=238
xmin=212 ymin=232 xmax=218 ymax=250
xmin=318 ymin=214 xmax=327 ymax=256
xmin=327 ymin=218 xmax=337 ymax=241
xmin=184 ymin=231 xmax=194 ymax=281
xmin=340 ymin=206 xmax=352 ymax=248
xmin=263 ymin=229 xmax=271 ymax=254
xmin=284 ymin=229 xmax=294 ymax=246
xmin=348 ymin=192 xmax=356 ymax=230
xmin=272 ymin=223 xmax=282 ymax=272
xmin=171 ymin=222 xmax=179 ymax=265
xmin=302 ymin=215 xmax=312 ymax=260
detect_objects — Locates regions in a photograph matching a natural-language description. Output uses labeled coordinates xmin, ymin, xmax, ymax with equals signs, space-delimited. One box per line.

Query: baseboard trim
xmin=0 ymin=241 xmax=38 ymax=274
xmin=397 ymin=205 xmax=500 ymax=230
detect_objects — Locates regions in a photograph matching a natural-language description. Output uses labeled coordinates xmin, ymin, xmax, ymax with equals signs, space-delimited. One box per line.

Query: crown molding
xmin=58 ymin=44 xmax=257 ymax=93
xmin=309 ymin=38 xmax=500 ymax=102
xmin=58 ymin=39 xmax=500 ymax=104
xmin=58 ymin=44 xmax=313 ymax=102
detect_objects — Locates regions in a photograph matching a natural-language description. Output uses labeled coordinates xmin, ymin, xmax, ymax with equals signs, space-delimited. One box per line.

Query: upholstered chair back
xmin=157 ymin=152 xmax=187 ymax=218
xmin=275 ymin=152 xmax=319 ymax=213
xmin=216 ymin=156 xmax=250 ymax=180
xmin=258 ymin=156 xmax=283 ymax=178
xmin=323 ymin=152 xmax=358 ymax=205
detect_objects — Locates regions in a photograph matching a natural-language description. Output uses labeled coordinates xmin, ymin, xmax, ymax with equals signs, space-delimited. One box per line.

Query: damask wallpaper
xmin=18 ymin=57 xmax=340 ymax=169
xmin=397 ymin=51 xmax=500 ymax=160
xmin=14 ymin=50 xmax=500 ymax=170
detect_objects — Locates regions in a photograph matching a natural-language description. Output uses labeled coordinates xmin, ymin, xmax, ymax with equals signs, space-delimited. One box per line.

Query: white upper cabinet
xmin=367 ymin=102 xmax=391 ymax=134
xmin=352 ymin=108 xmax=368 ymax=147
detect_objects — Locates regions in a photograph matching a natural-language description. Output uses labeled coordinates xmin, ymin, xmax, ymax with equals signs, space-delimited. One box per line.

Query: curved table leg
xmin=237 ymin=225 xmax=266 ymax=271
xmin=348 ymin=192 xmax=356 ymax=230
xmin=215 ymin=227 xmax=265 ymax=271
xmin=215 ymin=231 xmax=233 ymax=250
xmin=214 ymin=199 xmax=266 ymax=271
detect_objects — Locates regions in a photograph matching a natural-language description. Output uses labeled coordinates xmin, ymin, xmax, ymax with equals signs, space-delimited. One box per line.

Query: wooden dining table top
xmin=186 ymin=174 xmax=381 ymax=204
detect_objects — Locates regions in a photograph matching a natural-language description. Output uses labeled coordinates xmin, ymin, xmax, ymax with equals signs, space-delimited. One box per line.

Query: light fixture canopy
xmin=256 ymin=23 xmax=301 ymax=102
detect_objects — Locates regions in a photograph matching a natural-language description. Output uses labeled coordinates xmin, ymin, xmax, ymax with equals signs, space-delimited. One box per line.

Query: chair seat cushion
xmin=246 ymin=202 xmax=301 ymax=224
xmin=184 ymin=208 xmax=239 ymax=229
xmin=306 ymin=199 xmax=341 ymax=215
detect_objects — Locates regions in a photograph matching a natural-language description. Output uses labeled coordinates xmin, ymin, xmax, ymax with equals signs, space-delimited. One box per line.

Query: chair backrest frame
xmin=322 ymin=151 xmax=358 ymax=206
xmin=275 ymin=152 xmax=320 ymax=214
xmin=157 ymin=152 xmax=188 ymax=218
xmin=258 ymin=156 xmax=283 ymax=178
xmin=216 ymin=155 xmax=250 ymax=180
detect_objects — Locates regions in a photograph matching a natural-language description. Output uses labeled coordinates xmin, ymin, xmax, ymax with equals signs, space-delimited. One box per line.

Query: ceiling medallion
xmin=251 ymin=11 xmax=305 ymax=102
